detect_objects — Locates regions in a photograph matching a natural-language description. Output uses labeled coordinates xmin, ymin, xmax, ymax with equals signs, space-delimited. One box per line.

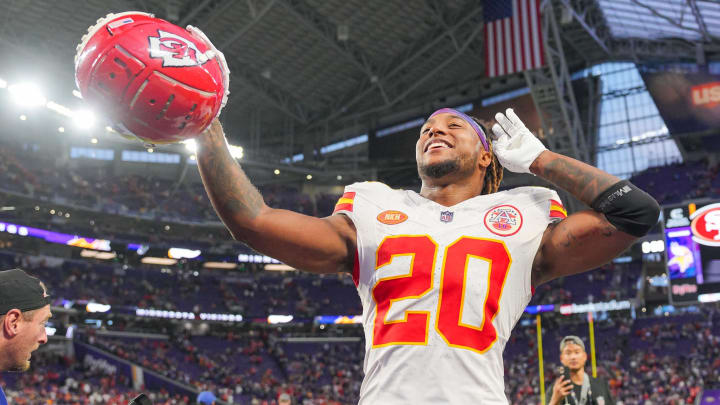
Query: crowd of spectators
xmin=530 ymin=261 xmax=641 ymax=306
xmin=502 ymin=304 xmax=720 ymax=404
xmin=80 ymin=329 xmax=360 ymax=404
xmin=0 ymin=146 xmax=340 ymax=224
xmin=3 ymin=144 xmax=720 ymax=403
xmin=0 ymin=246 xmax=718 ymax=403
xmin=1 ymin=250 xmax=637 ymax=320
xmin=629 ymin=159 xmax=720 ymax=205
xmin=0 ymin=352 xmax=191 ymax=404
xmin=1 ymin=251 xmax=360 ymax=317
xmin=5 ymin=305 xmax=715 ymax=405
xmin=3 ymin=143 xmax=720 ymax=229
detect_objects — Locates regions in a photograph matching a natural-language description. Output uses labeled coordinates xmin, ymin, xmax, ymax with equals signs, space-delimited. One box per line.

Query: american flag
xmin=484 ymin=0 xmax=545 ymax=78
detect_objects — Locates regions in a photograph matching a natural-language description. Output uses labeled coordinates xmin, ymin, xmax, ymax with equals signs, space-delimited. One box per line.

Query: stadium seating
xmin=5 ymin=305 xmax=715 ymax=404
xmin=3 ymin=141 xmax=719 ymax=227
xmin=0 ymin=145 xmax=337 ymax=223
xmin=0 ymin=251 xmax=361 ymax=317
xmin=530 ymin=261 xmax=642 ymax=306
xmin=629 ymin=160 xmax=720 ymax=205
xmin=503 ymin=306 xmax=720 ymax=404
xmin=0 ymin=250 xmax=640 ymax=318
xmin=0 ymin=352 xmax=192 ymax=405
xmin=80 ymin=332 xmax=363 ymax=404
xmin=2 ymin=142 xmax=720 ymax=404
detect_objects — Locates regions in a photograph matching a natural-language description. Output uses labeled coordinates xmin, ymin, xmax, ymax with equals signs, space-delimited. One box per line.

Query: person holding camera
xmin=548 ymin=335 xmax=615 ymax=405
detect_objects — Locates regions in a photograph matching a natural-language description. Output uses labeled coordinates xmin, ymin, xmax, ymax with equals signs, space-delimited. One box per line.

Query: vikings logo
xmin=148 ymin=30 xmax=209 ymax=67
xmin=484 ymin=205 xmax=523 ymax=237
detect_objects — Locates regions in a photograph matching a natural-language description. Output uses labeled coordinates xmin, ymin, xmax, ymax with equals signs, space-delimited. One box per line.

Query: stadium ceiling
xmin=598 ymin=0 xmax=720 ymax=42
xmin=0 ymin=0 xmax=718 ymax=168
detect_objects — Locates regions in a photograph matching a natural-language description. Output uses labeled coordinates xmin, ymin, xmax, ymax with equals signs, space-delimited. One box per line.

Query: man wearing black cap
xmin=548 ymin=335 xmax=615 ymax=405
xmin=0 ymin=269 xmax=53 ymax=405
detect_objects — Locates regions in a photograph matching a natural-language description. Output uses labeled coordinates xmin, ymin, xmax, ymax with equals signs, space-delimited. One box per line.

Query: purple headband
xmin=428 ymin=108 xmax=489 ymax=151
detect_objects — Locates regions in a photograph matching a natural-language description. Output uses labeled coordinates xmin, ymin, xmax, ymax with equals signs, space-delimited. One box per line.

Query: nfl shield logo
xmin=440 ymin=211 xmax=454 ymax=223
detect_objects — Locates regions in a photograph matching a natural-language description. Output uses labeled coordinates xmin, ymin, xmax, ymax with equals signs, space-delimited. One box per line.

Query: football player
xmin=195 ymin=108 xmax=659 ymax=404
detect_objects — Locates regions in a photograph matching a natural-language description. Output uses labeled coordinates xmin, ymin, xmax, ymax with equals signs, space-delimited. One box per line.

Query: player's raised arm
xmin=491 ymin=109 xmax=660 ymax=286
xmin=195 ymin=119 xmax=356 ymax=274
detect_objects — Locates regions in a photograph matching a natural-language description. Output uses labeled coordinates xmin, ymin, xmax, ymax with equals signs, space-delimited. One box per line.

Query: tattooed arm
xmin=529 ymin=150 xmax=637 ymax=287
xmin=196 ymin=119 xmax=357 ymax=274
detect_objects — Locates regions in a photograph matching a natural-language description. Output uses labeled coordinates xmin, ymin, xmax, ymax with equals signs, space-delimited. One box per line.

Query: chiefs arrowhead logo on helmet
xmin=74 ymin=12 xmax=229 ymax=145
xmin=148 ymin=30 xmax=209 ymax=67
xmin=691 ymin=203 xmax=720 ymax=247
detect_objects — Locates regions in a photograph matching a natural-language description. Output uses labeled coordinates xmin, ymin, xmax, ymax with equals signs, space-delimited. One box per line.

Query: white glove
xmin=491 ymin=108 xmax=547 ymax=174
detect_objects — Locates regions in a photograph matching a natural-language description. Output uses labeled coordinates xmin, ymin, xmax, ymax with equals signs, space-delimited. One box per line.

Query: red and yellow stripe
xmin=333 ymin=191 xmax=356 ymax=213
xmin=549 ymin=199 xmax=567 ymax=220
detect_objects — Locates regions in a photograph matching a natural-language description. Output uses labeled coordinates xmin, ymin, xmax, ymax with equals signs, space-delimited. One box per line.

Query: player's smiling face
xmin=416 ymin=113 xmax=485 ymax=180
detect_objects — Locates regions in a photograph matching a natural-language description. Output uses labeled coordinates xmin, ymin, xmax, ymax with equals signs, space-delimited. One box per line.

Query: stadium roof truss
xmin=0 ymin=0 xmax=718 ymax=173
xmin=599 ymin=0 xmax=720 ymax=43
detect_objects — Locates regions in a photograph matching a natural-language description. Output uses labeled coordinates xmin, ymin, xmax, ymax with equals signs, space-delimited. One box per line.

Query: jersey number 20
xmin=372 ymin=235 xmax=511 ymax=354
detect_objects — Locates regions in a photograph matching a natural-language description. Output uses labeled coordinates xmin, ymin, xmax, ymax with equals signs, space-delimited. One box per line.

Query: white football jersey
xmin=333 ymin=182 xmax=566 ymax=404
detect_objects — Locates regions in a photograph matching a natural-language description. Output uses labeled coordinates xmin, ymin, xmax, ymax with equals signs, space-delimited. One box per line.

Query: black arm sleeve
xmin=591 ymin=180 xmax=660 ymax=237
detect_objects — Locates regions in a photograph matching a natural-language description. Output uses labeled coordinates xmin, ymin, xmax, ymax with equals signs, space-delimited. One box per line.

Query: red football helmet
xmin=75 ymin=12 xmax=230 ymax=144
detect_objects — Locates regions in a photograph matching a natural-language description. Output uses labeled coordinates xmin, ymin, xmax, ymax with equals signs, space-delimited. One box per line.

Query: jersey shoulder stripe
xmin=549 ymin=199 xmax=567 ymax=219
xmin=504 ymin=186 xmax=566 ymax=222
xmin=333 ymin=182 xmax=398 ymax=215
xmin=333 ymin=191 xmax=356 ymax=213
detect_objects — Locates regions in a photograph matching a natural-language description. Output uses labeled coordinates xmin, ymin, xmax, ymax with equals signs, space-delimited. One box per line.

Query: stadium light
xmin=46 ymin=101 xmax=74 ymax=117
xmin=185 ymin=138 xmax=244 ymax=160
xmin=19 ymin=115 xmax=27 ymax=121
xmin=86 ymin=302 xmax=112 ymax=313
xmin=8 ymin=83 xmax=46 ymax=106
xmin=306 ymin=174 xmax=312 ymax=180
xmin=228 ymin=144 xmax=243 ymax=159
xmin=274 ymin=169 xmax=280 ymax=175
xmin=168 ymin=247 xmax=201 ymax=259
xmin=203 ymin=262 xmax=237 ymax=270
xmin=268 ymin=315 xmax=294 ymax=324
xmin=699 ymin=293 xmax=720 ymax=303
xmin=183 ymin=139 xmax=197 ymax=153
xmin=73 ymin=109 xmax=96 ymax=129
xmin=141 ymin=257 xmax=177 ymax=265
xmin=81 ymin=249 xmax=115 ymax=260
xmin=58 ymin=127 xmax=65 ymax=133
xmin=265 ymin=263 xmax=295 ymax=271
xmin=90 ymin=138 xmax=98 ymax=144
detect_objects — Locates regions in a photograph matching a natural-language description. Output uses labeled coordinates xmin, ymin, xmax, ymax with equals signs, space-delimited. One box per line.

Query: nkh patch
xmin=484 ymin=205 xmax=523 ymax=236
xmin=377 ymin=210 xmax=408 ymax=225
xmin=440 ymin=211 xmax=454 ymax=223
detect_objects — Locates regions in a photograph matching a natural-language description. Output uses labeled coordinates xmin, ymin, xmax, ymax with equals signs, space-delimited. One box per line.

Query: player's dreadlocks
xmin=472 ymin=117 xmax=504 ymax=195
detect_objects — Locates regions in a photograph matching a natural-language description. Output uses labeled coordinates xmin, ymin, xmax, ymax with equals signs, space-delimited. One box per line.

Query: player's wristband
xmin=590 ymin=180 xmax=660 ymax=237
